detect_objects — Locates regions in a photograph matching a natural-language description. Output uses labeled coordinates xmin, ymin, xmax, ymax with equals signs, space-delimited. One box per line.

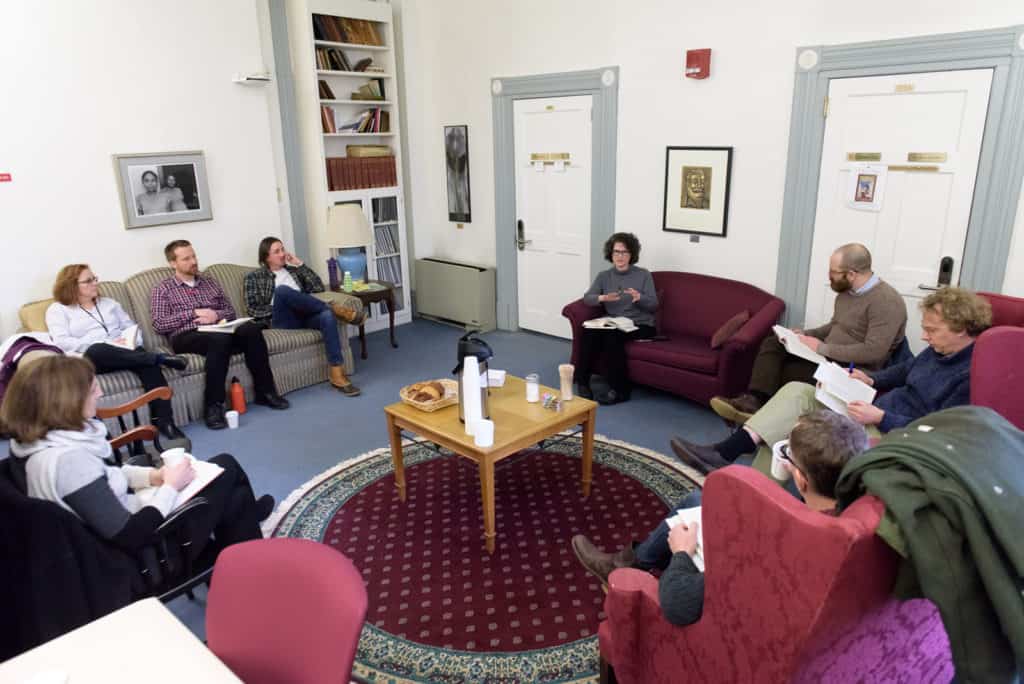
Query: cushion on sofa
xmin=626 ymin=336 xmax=719 ymax=374
xmin=711 ymin=310 xmax=750 ymax=349
xmin=19 ymin=299 xmax=53 ymax=332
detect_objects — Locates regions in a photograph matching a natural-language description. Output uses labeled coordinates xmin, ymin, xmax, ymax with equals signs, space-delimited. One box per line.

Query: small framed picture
xmin=113 ymin=151 xmax=213 ymax=229
xmin=846 ymin=163 xmax=886 ymax=212
xmin=854 ymin=173 xmax=877 ymax=203
xmin=444 ymin=125 xmax=471 ymax=223
xmin=662 ymin=146 xmax=733 ymax=237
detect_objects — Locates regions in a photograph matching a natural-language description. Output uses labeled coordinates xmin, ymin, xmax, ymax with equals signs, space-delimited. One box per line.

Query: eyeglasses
xmin=828 ymin=269 xmax=850 ymax=276
xmin=78 ymin=276 xmax=100 ymax=285
xmin=612 ymin=249 xmax=630 ymax=256
xmin=778 ymin=442 xmax=806 ymax=478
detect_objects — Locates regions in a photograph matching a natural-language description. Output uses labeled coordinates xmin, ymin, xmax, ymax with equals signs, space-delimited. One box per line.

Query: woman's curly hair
xmin=603 ymin=232 xmax=641 ymax=265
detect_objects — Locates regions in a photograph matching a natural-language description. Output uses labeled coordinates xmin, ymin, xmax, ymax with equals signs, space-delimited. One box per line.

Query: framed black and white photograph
xmin=444 ymin=125 xmax=471 ymax=223
xmin=662 ymin=146 xmax=733 ymax=237
xmin=114 ymin=151 xmax=213 ymax=229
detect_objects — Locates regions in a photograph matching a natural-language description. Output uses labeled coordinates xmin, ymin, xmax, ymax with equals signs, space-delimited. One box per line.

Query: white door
xmin=806 ymin=69 xmax=993 ymax=353
xmin=514 ymin=95 xmax=592 ymax=339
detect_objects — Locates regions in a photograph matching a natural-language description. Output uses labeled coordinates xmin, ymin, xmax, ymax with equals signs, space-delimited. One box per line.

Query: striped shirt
xmin=150 ymin=274 xmax=235 ymax=338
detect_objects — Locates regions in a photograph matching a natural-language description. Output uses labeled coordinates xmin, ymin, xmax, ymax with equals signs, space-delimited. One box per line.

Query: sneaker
xmin=571 ymin=535 xmax=635 ymax=588
xmin=709 ymin=393 xmax=762 ymax=425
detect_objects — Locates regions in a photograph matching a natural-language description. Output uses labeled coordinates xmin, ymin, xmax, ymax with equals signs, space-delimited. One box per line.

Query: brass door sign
xmin=907 ymin=152 xmax=947 ymax=163
xmin=847 ymin=152 xmax=882 ymax=162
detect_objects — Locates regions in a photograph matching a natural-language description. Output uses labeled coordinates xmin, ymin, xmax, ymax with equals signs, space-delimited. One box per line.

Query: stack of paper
xmin=665 ymin=506 xmax=705 ymax=571
xmin=198 ymin=317 xmax=252 ymax=333
xmin=813 ymin=362 xmax=877 ymax=417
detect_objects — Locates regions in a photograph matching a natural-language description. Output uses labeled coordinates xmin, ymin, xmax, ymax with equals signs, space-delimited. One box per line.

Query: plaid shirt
xmin=151 ymin=274 xmax=236 ymax=338
xmin=243 ymin=264 xmax=325 ymax=323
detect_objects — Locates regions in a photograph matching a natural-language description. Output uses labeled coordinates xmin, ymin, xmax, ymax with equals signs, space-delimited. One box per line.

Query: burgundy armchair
xmin=562 ymin=271 xmax=784 ymax=404
xmin=598 ymin=466 xmax=952 ymax=683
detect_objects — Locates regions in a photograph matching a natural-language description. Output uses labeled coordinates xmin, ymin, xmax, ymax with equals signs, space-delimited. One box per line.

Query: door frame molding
xmin=491 ymin=67 xmax=619 ymax=330
xmin=776 ymin=25 xmax=1024 ymax=326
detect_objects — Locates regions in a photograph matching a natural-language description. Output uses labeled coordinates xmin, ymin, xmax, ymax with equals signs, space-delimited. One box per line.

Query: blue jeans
xmin=271 ymin=286 xmax=342 ymax=365
xmin=634 ymin=490 xmax=703 ymax=571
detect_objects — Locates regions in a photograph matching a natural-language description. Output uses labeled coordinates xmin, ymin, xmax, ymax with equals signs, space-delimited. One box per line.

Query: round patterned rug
xmin=265 ymin=433 xmax=702 ymax=684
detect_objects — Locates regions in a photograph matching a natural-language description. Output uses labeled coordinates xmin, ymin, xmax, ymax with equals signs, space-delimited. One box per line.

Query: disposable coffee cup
xmin=474 ymin=419 xmax=495 ymax=447
xmin=770 ymin=439 xmax=793 ymax=481
xmin=225 ymin=410 xmax=240 ymax=429
xmin=161 ymin=447 xmax=187 ymax=467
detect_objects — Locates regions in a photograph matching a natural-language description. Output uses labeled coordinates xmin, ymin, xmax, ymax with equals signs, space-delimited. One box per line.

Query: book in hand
xmin=583 ymin=316 xmax=638 ymax=332
xmin=135 ymin=457 xmax=224 ymax=513
xmin=666 ymin=506 xmax=705 ymax=571
xmin=813 ymin=361 xmax=877 ymax=417
xmin=198 ymin=317 xmax=252 ymax=333
xmin=772 ymin=325 xmax=828 ymax=365
xmin=102 ymin=324 xmax=140 ymax=350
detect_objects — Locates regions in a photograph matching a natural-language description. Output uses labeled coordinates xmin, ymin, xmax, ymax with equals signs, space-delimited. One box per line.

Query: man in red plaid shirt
xmin=151 ymin=240 xmax=289 ymax=429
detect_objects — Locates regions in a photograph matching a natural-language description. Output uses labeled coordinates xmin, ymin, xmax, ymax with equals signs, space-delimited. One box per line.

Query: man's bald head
xmin=833 ymin=243 xmax=872 ymax=273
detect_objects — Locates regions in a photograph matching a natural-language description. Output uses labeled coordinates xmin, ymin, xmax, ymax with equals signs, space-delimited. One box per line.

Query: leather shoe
xmin=670 ymin=437 xmax=731 ymax=475
xmin=205 ymin=403 xmax=227 ymax=430
xmin=571 ymin=535 xmax=635 ymax=588
xmin=159 ymin=354 xmax=188 ymax=371
xmin=330 ymin=300 xmax=365 ymax=325
xmin=256 ymin=494 xmax=276 ymax=522
xmin=156 ymin=420 xmax=188 ymax=442
xmin=709 ymin=393 xmax=761 ymax=425
xmin=254 ymin=392 xmax=290 ymax=410
xmin=597 ymin=388 xmax=627 ymax=405
xmin=576 ymin=382 xmax=594 ymax=400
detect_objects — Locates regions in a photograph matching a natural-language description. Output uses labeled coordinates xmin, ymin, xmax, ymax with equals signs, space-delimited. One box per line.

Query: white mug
xmin=474 ymin=419 xmax=495 ymax=447
xmin=161 ymin=447 xmax=187 ymax=467
xmin=225 ymin=410 xmax=240 ymax=429
xmin=770 ymin=439 xmax=793 ymax=481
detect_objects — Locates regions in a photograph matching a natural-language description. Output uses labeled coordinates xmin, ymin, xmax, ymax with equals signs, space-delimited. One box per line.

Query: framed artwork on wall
xmin=444 ymin=125 xmax=471 ymax=223
xmin=113 ymin=150 xmax=213 ymax=229
xmin=662 ymin=146 xmax=733 ymax=237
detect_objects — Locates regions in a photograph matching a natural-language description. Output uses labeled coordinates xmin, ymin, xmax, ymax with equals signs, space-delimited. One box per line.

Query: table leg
xmin=358 ymin=323 xmax=367 ymax=360
xmin=386 ymin=414 xmax=406 ymax=502
xmin=387 ymin=290 xmax=398 ymax=348
xmin=580 ymin=408 xmax=595 ymax=497
xmin=479 ymin=458 xmax=496 ymax=554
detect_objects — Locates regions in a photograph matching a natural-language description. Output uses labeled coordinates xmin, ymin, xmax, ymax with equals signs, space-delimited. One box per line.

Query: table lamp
xmin=326 ymin=203 xmax=372 ymax=287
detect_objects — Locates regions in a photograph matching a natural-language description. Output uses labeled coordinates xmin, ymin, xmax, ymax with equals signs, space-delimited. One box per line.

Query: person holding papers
xmin=575 ymin=232 xmax=659 ymax=404
xmin=46 ymin=264 xmax=187 ymax=443
xmin=573 ymin=411 xmax=866 ymax=625
xmin=673 ymin=288 xmax=990 ymax=475
xmin=151 ymin=240 xmax=289 ymax=430
xmin=711 ymin=243 xmax=906 ymax=424
xmin=3 ymin=356 xmax=272 ymax=559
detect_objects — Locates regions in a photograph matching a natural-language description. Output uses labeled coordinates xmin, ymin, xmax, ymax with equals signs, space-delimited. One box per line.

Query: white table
xmin=0 ymin=598 xmax=241 ymax=683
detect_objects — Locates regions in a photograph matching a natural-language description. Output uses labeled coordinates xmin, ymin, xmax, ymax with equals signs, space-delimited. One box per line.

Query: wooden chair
xmin=96 ymin=387 xmax=187 ymax=465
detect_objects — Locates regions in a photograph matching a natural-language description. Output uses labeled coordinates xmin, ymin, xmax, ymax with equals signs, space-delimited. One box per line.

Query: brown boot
xmin=709 ymin=393 xmax=762 ymax=425
xmin=328 ymin=365 xmax=361 ymax=396
xmin=571 ymin=535 xmax=635 ymax=589
xmin=330 ymin=300 xmax=364 ymax=325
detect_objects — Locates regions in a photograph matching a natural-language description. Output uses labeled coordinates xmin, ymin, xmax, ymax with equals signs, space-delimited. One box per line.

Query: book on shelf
xmin=325 ymin=156 xmax=397 ymax=191
xmin=353 ymin=57 xmax=373 ymax=72
xmin=318 ymin=80 xmax=336 ymax=99
xmin=347 ymin=144 xmax=391 ymax=157
xmin=316 ymin=46 xmax=352 ymax=71
xmin=351 ymin=79 xmax=385 ymax=101
xmin=582 ymin=316 xmax=639 ymax=332
xmin=321 ymin=105 xmax=336 ymax=133
xmin=312 ymin=14 xmax=382 ymax=46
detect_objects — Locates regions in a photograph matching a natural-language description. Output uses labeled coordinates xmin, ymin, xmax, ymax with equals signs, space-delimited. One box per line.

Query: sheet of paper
xmin=814 ymin=361 xmax=877 ymax=404
xmin=665 ymin=506 xmax=705 ymax=572
xmin=772 ymin=325 xmax=828 ymax=365
xmin=135 ymin=457 xmax=224 ymax=512
xmin=815 ymin=386 xmax=851 ymax=417
xmin=197 ymin=317 xmax=253 ymax=333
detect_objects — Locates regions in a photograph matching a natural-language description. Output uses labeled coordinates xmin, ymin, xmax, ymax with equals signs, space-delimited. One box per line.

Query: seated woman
xmin=3 ymin=356 xmax=273 ymax=562
xmin=243 ymin=237 xmax=364 ymax=397
xmin=575 ymin=232 xmax=659 ymax=404
xmin=45 ymin=264 xmax=187 ymax=442
xmin=671 ymin=287 xmax=992 ymax=474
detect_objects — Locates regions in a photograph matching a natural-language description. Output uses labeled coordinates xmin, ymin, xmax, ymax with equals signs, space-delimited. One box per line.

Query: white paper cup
xmin=161 ymin=447 xmax=187 ymax=467
xmin=770 ymin=439 xmax=793 ymax=481
xmin=225 ymin=410 xmax=240 ymax=429
xmin=474 ymin=419 xmax=495 ymax=447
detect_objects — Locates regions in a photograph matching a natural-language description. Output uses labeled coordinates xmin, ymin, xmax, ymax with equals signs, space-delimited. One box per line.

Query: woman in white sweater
xmin=45 ymin=264 xmax=187 ymax=442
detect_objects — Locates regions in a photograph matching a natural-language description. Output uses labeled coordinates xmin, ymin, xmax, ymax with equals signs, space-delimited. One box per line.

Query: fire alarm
xmin=685 ymin=49 xmax=712 ymax=80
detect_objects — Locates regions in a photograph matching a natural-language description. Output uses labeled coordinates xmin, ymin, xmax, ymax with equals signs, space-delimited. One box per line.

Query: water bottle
xmin=230 ymin=376 xmax=247 ymax=414
xmin=327 ymin=258 xmax=339 ymax=290
xmin=343 ymin=270 xmax=354 ymax=292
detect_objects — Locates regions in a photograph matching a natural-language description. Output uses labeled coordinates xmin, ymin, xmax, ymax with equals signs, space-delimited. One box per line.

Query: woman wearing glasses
xmin=575 ymin=232 xmax=659 ymax=404
xmin=44 ymin=264 xmax=188 ymax=442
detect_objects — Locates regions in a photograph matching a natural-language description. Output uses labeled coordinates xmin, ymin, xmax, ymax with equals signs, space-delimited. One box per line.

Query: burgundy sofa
xmin=562 ymin=271 xmax=785 ymax=405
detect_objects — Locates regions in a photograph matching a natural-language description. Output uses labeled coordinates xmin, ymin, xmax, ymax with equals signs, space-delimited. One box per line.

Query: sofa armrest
xmin=562 ymin=299 xmax=604 ymax=366
xmin=727 ymin=297 xmax=784 ymax=350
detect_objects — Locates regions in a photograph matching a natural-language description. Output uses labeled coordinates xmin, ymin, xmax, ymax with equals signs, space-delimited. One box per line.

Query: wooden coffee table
xmin=384 ymin=375 xmax=598 ymax=554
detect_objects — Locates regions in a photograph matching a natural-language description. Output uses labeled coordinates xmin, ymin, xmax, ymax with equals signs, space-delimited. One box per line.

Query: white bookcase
xmin=287 ymin=0 xmax=411 ymax=332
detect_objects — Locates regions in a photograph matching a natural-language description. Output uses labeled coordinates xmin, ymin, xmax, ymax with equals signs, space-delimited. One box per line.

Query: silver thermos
xmin=453 ymin=332 xmax=493 ymax=423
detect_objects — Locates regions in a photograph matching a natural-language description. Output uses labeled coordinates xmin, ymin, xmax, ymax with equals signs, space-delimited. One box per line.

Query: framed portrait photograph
xmin=113 ymin=151 xmax=213 ymax=229
xmin=855 ymin=173 xmax=877 ymax=202
xmin=662 ymin=146 xmax=733 ymax=237
xmin=846 ymin=163 xmax=886 ymax=212
xmin=444 ymin=125 xmax=471 ymax=223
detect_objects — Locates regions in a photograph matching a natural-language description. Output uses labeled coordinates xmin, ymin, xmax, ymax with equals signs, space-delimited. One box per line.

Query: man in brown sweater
xmin=710 ymin=243 xmax=906 ymax=424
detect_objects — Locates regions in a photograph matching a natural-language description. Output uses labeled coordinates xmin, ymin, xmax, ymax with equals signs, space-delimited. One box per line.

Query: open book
xmin=198 ymin=317 xmax=252 ymax=333
xmin=583 ymin=316 xmax=638 ymax=332
xmin=135 ymin=457 xmax=224 ymax=513
xmin=102 ymin=324 xmax=139 ymax=350
xmin=813 ymin=361 xmax=877 ymax=417
xmin=665 ymin=506 xmax=705 ymax=571
xmin=773 ymin=325 xmax=827 ymax=365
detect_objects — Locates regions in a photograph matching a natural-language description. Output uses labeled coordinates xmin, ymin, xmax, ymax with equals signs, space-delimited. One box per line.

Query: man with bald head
xmin=707 ymin=243 xmax=907 ymax=426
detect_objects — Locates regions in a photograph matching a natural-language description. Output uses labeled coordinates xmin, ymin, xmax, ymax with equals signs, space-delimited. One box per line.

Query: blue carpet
xmin=4 ymin=318 xmax=730 ymax=640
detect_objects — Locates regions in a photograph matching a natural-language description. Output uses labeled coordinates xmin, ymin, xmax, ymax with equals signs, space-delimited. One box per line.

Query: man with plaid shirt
xmin=151 ymin=240 xmax=289 ymax=429
xmin=243 ymin=236 xmax=363 ymax=397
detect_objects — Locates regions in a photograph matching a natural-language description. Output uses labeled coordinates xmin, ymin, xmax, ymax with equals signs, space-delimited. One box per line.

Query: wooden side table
xmin=333 ymin=280 xmax=399 ymax=360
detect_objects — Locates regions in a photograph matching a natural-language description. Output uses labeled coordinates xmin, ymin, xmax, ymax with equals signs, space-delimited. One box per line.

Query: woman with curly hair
xmin=575 ymin=232 xmax=658 ymax=404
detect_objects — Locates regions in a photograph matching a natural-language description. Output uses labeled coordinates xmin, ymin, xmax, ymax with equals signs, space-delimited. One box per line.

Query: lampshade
xmin=325 ymin=203 xmax=372 ymax=248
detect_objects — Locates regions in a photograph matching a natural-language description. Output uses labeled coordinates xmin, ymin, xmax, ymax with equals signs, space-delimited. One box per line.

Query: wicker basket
xmin=399 ymin=378 xmax=459 ymax=412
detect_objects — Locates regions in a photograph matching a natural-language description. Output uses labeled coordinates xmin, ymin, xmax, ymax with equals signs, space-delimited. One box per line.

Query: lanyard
xmin=80 ymin=301 xmax=109 ymax=334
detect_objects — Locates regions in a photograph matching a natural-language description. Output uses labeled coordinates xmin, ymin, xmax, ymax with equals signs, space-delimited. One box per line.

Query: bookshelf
xmin=287 ymin=0 xmax=411 ymax=334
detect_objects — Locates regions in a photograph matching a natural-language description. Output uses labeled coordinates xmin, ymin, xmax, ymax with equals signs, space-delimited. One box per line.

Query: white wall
xmin=394 ymin=0 xmax=1024 ymax=298
xmin=0 ymin=0 xmax=288 ymax=337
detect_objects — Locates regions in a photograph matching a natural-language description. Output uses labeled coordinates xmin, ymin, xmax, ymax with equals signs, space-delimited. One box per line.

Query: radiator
xmin=414 ymin=258 xmax=496 ymax=332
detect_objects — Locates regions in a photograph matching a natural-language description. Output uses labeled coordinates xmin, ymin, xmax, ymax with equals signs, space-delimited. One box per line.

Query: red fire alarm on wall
xmin=685 ymin=49 xmax=712 ymax=79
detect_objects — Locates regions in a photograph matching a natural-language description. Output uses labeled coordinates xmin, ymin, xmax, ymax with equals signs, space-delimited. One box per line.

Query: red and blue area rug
xmin=266 ymin=433 xmax=702 ymax=683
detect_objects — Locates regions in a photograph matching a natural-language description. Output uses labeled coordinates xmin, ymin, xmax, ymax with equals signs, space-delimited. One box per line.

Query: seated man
xmin=675 ymin=287 xmax=990 ymax=475
xmin=244 ymin=237 xmax=363 ymax=397
xmin=151 ymin=240 xmax=289 ymax=430
xmin=711 ymin=243 xmax=907 ymax=423
xmin=573 ymin=410 xmax=867 ymax=626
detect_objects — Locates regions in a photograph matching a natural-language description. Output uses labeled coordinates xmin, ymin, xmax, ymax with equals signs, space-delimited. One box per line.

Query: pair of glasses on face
xmin=78 ymin=276 xmax=100 ymax=285
xmin=777 ymin=442 xmax=805 ymax=477
xmin=612 ymin=249 xmax=630 ymax=256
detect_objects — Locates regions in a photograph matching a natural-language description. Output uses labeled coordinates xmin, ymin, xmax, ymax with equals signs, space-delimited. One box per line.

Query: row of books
xmin=319 ymin=79 xmax=386 ymax=101
xmin=326 ymin=156 xmax=397 ymax=191
xmin=312 ymin=14 xmax=382 ymax=46
xmin=316 ymin=47 xmax=358 ymax=72
xmin=374 ymin=223 xmax=400 ymax=255
xmin=376 ymin=254 xmax=402 ymax=288
xmin=372 ymin=197 xmax=399 ymax=222
xmin=321 ymin=107 xmax=390 ymax=134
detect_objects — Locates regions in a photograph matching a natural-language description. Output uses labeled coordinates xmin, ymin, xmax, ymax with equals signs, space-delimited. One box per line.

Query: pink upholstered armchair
xmin=598 ymin=467 xmax=952 ymax=683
